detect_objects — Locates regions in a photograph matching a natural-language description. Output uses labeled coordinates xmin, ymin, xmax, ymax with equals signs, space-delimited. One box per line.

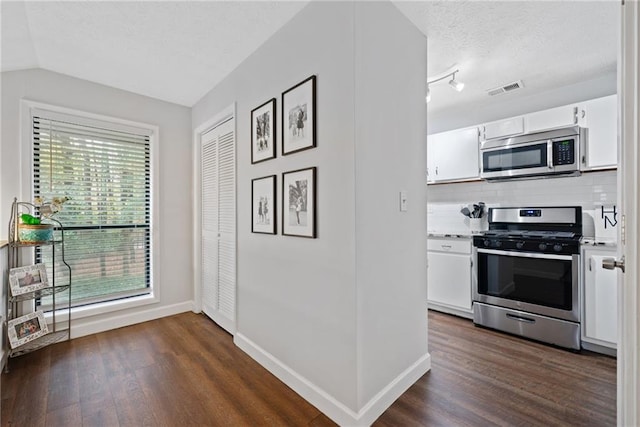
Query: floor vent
xmin=487 ymin=80 xmax=524 ymax=96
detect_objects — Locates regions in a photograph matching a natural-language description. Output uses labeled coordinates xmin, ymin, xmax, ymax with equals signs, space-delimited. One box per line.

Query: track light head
xmin=449 ymin=73 xmax=464 ymax=92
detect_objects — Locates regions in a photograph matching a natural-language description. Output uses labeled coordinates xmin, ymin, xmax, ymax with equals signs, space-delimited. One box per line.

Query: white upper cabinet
xmin=524 ymin=103 xmax=586 ymax=133
xmin=481 ymin=116 xmax=524 ymax=141
xmin=581 ymin=95 xmax=618 ymax=170
xmin=427 ymin=127 xmax=479 ymax=183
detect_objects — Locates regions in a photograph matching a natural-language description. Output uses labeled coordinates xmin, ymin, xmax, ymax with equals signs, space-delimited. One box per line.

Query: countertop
xmin=428 ymin=232 xmax=474 ymax=239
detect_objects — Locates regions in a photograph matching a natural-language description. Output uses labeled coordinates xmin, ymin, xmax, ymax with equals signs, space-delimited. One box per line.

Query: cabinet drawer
xmin=427 ymin=238 xmax=471 ymax=254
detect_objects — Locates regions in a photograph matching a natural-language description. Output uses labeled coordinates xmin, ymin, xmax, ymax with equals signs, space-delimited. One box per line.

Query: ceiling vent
xmin=487 ymin=80 xmax=524 ymax=96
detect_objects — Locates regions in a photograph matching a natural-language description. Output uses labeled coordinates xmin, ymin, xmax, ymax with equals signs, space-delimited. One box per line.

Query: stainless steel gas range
xmin=472 ymin=206 xmax=582 ymax=350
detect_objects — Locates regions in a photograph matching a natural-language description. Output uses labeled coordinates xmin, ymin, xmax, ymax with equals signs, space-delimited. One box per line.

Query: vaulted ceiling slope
xmin=1 ymin=1 xmax=618 ymax=111
xmin=1 ymin=1 xmax=309 ymax=106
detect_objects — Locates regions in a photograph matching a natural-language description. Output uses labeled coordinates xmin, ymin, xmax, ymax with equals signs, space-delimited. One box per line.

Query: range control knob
xmin=553 ymin=244 xmax=563 ymax=252
xmin=516 ymin=241 xmax=525 ymax=250
xmin=494 ymin=240 xmax=502 ymax=248
xmin=538 ymin=243 xmax=548 ymax=251
xmin=483 ymin=239 xmax=491 ymax=247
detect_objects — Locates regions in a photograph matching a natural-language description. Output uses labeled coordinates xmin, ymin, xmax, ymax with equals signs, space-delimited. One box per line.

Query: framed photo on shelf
xmin=7 ymin=311 xmax=49 ymax=349
xmin=251 ymin=98 xmax=276 ymax=164
xmin=282 ymin=75 xmax=316 ymax=155
xmin=252 ymin=175 xmax=277 ymax=235
xmin=9 ymin=263 xmax=49 ymax=296
xmin=282 ymin=167 xmax=316 ymax=238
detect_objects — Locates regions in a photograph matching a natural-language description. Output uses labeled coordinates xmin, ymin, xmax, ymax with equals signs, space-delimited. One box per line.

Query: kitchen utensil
xmin=472 ymin=204 xmax=480 ymax=218
xmin=460 ymin=207 xmax=471 ymax=217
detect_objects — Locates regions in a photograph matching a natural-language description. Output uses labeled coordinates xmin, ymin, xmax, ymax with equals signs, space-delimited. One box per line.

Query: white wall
xmin=428 ymin=73 xmax=617 ymax=134
xmin=0 ymin=244 xmax=7 ymax=368
xmin=193 ymin=0 xmax=359 ymax=414
xmin=0 ymin=69 xmax=193 ymax=335
xmin=354 ymin=1 xmax=429 ymax=410
xmin=192 ymin=1 xmax=429 ymax=424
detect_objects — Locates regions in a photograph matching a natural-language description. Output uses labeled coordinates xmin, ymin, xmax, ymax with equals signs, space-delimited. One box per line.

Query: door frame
xmin=192 ymin=103 xmax=236 ymax=315
xmin=618 ymin=1 xmax=639 ymax=424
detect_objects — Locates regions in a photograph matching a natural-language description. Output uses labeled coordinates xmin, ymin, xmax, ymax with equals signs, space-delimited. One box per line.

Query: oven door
xmin=473 ymin=248 xmax=580 ymax=322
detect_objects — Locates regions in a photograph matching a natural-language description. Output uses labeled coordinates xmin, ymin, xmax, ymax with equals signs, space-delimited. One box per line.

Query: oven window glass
xmin=483 ymin=143 xmax=547 ymax=172
xmin=477 ymin=251 xmax=573 ymax=310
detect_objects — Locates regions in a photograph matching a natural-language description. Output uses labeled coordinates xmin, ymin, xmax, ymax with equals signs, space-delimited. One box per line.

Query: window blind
xmin=32 ymin=114 xmax=152 ymax=308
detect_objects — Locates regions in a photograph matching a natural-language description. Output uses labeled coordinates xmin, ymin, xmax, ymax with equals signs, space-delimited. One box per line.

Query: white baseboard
xmin=70 ymin=300 xmax=194 ymax=339
xmin=235 ymin=332 xmax=431 ymax=426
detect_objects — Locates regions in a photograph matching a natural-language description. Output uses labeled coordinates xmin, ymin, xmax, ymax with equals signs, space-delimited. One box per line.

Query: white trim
xmin=234 ymin=332 xmax=431 ymax=426
xmin=192 ymin=103 xmax=236 ymax=316
xmin=44 ymin=293 xmax=159 ymax=322
xmin=618 ymin=1 xmax=640 ymax=425
xmin=19 ymin=99 xmax=161 ymax=309
xmin=69 ymin=300 xmax=193 ymax=339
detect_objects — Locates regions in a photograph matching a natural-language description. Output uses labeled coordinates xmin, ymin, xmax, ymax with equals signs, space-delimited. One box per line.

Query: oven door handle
xmin=477 ymin=248 xmax=574 ymax=261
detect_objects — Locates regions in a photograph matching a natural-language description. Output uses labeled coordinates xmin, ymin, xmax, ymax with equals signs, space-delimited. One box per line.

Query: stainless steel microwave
xmin=480 ymin=126 xmax=585 ymax=181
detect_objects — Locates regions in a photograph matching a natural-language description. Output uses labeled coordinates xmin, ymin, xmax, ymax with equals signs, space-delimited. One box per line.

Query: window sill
xmin=44 ymin=293 xmax=158 ymax=322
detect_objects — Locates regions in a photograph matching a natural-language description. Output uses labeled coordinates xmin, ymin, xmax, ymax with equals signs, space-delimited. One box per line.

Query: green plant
xmin=19 ymin=196 xmax=71 ymax=225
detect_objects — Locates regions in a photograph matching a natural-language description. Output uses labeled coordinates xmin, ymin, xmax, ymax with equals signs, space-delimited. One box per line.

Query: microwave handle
xmin=547 ymin=140 xmax=553 ymax=169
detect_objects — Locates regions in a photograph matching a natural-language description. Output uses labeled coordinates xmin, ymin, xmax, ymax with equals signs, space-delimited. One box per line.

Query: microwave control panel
xmin=553 ymin=139 xmax=575 ymax=165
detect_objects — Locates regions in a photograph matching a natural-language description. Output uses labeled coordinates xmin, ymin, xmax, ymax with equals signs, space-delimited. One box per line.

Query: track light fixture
xmin=449 ymin=72 xmax=465 ymax=92
xmin=426 ymin=69 xmax=464 ymax=103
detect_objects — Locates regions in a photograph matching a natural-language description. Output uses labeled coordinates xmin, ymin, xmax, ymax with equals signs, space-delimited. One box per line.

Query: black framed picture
xmin=282 ymin=75 xmax=316 ymax=155
xmin=252 ymin=175 xmax=276 ymax=234
xmin=251 ymin=98 xmax=276 ymax=164
xmin=282 ymin=167 xmax=316 ymax=238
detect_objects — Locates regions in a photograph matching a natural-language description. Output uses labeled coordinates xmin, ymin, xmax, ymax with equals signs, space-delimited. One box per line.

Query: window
xmin=31 ymin=109 xmax=153 ymax=308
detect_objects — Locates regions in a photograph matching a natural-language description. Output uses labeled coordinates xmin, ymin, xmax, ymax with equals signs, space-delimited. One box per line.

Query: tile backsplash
xmin=428 ymin=170 xmax=616 ymax=208
xmin=427 ymin=170 xmax=618 ymax=239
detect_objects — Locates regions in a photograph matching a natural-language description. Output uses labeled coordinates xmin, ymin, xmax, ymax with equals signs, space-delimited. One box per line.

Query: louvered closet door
xmin=201 ymin=118 xmax=236 ymax=334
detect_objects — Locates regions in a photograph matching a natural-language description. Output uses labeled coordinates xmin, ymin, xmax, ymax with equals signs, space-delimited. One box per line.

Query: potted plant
xmin=17 ymin=196 xmax=70 ymax=243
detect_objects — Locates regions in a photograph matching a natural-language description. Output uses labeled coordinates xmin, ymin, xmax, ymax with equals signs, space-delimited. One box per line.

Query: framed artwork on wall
xmin=252 ymin=175 xmax=277 ymax=234
xmin=7 ymin=311 xmax=49 ymax=349
xmin=282 ymin=75 xmax=316 ymax=155
xmin=9 ymin=263 xmax=49 ymax=296
xmin=251 ymin=98 xmax=276 ymax=164
xmin=282 ymin=167 xmax=316 ymax=238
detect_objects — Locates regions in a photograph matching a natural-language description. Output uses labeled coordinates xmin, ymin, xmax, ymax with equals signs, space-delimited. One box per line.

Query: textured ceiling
xmin=1 ymin=1 xmax=619 ymax=109
xmin=393 ymin=0 xmax=619 ymax=115
xmin=1 ymin=1 xmax=308 ymax=106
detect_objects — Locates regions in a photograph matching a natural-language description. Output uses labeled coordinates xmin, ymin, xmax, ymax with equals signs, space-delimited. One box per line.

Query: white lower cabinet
xmin=582 ymin=246 xmax=618 ymax=349
xmin=427 ymin=237 xmax=472 ymax=318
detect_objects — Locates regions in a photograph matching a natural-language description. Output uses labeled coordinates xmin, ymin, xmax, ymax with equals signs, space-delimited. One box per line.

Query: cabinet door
xmin=481 ymin=116 xmax=524 ymax=141
xmin=427 ymin=127 xmax=479 ymax=182
xmin=583 ymin=249 xmax=617 ymax=347
xmin=426 ymin=136 xmax=437 ymax=183
xmin=427 ymin=251 xmax=472 ymax=310
xmin=582 ymin=95 xmax=617 ymax=170
xmin=525 ymin=103 xmax=583 ymax=133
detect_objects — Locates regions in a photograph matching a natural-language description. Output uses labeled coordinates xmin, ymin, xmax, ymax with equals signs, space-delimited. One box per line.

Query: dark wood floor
xmin=1 ymin=310 xmax=616 ymax=426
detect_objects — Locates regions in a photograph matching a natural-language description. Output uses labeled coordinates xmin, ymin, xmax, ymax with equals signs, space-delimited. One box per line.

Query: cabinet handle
xmin=573 ymin=106 xmax=579 ymax=124
xmin=589 ymin=257 xmax=592 ymax=271
xmin=435 ymin=167 xmax=439 ymax=175
xmin=441 ymin=244 xmax=452 ymax=250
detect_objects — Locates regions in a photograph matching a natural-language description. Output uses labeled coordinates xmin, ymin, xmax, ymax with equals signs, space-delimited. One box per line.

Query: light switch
xmin=400 ymin=191 xmax=408 ymax=212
